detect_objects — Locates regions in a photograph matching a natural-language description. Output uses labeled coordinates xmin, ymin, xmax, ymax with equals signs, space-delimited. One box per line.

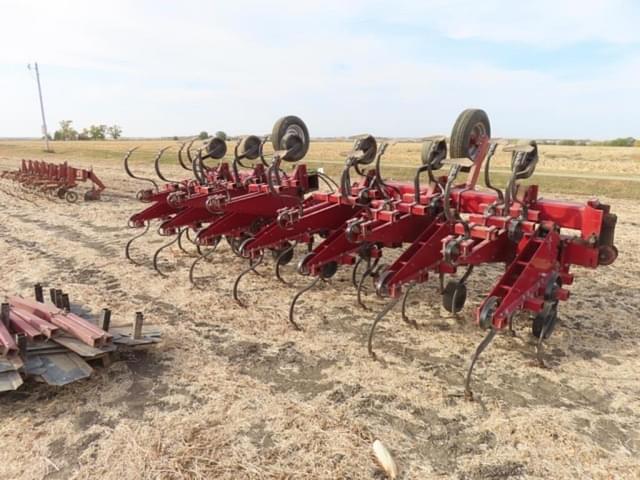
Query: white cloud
xmin=0 ymin=0 xmax=638 ymax=138
xmin=383 ymin=0 xmax=640 ymax=47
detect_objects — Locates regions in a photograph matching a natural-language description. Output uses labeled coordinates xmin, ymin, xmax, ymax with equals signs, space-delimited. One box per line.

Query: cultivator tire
xmin=532 ymin=302 xmax=559 ymax=339
xmin=272 ymin=242 xmax=294 ymax=265
xmin=206 ymin=138 xmax=227 ymax=159
xmin=228 ymin=235 xmax=253 ymax=258
xmin=321 ymin=261 xmax=338 ymax=279
xmin=272 ymin=115 xmax=310 ymax=162
xmin=421 ymin=137 xmax=447 ymax=169
xmin=84 ymin=190 xmax=101 ymax=201
xmin=357 ymin=135 xmax=378 ymax=165
xmin=598 ymin=245 xmax=618 ymax=266
xmin=442 ymin=280 xmax=467 ymax=313
xmin=239 ymin=135 xmax=262 ymax=160
xmin=65 ymin=190 xmax=78 ymax=203
xmin=449 ymin=109 xmax=491 ymax=160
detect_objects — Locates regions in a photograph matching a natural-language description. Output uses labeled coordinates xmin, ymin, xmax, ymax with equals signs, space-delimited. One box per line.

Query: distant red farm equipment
xmin=0 ymin=159 xmax=106 ymax=202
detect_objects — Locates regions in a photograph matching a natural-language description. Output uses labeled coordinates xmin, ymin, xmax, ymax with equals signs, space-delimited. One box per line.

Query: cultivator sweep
xmin=125 ymin=110 xmax=618 ymax=398
xmin=0 ymin=159 xmax=106 ymax=202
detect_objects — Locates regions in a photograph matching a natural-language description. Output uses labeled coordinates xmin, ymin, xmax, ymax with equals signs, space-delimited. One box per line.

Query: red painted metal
xmin=9 ymin=296 xmax=112 ymax=347
xmin=0 ymin=322 xmax=17 ymax=356
xmin=122 ymin=115 xmax=617 ymax=339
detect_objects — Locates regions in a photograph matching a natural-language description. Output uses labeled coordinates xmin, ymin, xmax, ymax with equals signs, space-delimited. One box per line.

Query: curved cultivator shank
xmin=124 ymin=110 xmax=618 ymax=399
xmin=123 ymin=118 xmax=321 ymax=282
xmin=0 ymin=160 xmax=106 ymax=202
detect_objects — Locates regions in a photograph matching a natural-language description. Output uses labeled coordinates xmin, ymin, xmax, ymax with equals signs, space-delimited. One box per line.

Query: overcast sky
xmin=1 ymin=0 xmax=639 ymax=139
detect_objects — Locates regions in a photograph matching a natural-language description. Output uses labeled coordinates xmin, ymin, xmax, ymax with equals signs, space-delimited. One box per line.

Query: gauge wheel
xmin=442 ymin=280 xmax=467 ymax=313
xmin=271 ymin=115 xmax=310 ymax=162
xmin=449 ymin=109 xmax=491 ymax=160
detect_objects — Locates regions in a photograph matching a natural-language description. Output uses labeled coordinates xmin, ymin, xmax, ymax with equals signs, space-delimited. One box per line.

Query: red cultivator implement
xmin=124 ymin=116 xmax=336 ymax=281
xmin=124 ymin=110 xmax=618 ymax=398
xmin=0 ymin=160 xmax=106 ymax=202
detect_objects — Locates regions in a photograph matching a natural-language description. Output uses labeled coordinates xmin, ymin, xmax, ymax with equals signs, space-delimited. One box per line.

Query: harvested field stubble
xmin=0 ymin=154 xmax=638 ymax=479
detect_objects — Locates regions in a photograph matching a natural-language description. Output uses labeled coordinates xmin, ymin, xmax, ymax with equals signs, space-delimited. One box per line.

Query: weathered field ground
xmin=0 ymin=145 xmax=638 ymax=479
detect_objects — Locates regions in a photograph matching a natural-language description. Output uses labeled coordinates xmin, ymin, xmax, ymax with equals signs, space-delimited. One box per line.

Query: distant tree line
xmin=53 ymin=120 xmax=122 ymax=140
xmin=522 ymin=137 xmax=638 ymax=147
xmin=598 ymin=137 xmax=637 ymax=147
xmin=196 ymin=131 xmax=227 ymax=140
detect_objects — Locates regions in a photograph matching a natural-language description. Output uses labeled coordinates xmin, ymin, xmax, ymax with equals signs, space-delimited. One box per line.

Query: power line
xmin=27 ymin=62 xmax=52 ymax=152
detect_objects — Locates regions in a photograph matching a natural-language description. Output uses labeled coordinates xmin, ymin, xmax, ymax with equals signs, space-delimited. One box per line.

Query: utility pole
xmin=29 ymin=62 xmax=52 ymax=152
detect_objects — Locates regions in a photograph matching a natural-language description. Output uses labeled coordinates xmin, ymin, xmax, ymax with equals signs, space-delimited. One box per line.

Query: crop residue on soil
xmin=0 ymin=158 xmax=638 ymax=479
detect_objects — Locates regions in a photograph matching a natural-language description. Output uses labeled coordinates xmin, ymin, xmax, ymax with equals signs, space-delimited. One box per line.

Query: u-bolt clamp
xmin=346 ymin=218 xmax=365 ymax=243
xmin=277 ymin=206 xmax=302 ymax=229
xmin=167 ymin=191 xmax=186 ymax=208
xmin=205 ymin=194 xmax=226 ymax=213
xmin=136 ymin=189 xmax=154 ymax=202
xmin=443 ymin=237 xmax=462 ymax=264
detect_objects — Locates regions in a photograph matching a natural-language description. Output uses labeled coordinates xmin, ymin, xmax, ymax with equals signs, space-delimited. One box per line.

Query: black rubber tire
xmin=56 ymin=188 xmax=66 ymax=199
xmin=356 ymin=135 xmax=377 ymax=166
xmin=598 ymin=245 xmax=618 ymax=266
xmin=228 ymin=234 xmax=251 ymax=257
xmin=272 ymin=242 xmax=294 ymax=265
xmin=271 ymin=115 xmax=310 ymax=162
xmin=84 ymin=190 xmax=99 ymax=201
xmin=449 ymin=109 xmax=491 ymax=160
xmin=239 ymin=135 xmax=261 ymax=160
xmin=65 ymin=190 xmax=78 ymax=203
xmin=442 ymin=281 xmax=467 ymax=313
xmin=321 ymin=261 xmax=338 ymax=279
xmin=532 ymin=303 xmax=558 ymax=339
xmin=206 ymin=138 xmax=227 ymax=159
xmin=421 ymin=138 xmax=447 ymax=169
xmin=278 ymin=248 xmax=294 ymax=265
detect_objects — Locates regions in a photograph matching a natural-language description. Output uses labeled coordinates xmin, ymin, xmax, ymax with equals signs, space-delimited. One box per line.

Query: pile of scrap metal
xmin=0 ymin=284 xmax=160 ymax=392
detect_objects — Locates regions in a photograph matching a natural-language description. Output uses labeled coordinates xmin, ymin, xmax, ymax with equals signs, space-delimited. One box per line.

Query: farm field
xmin=1 ymin=140 xmax=640 ymax=198
xmin=0 ymin=142 xmax=639 ymax=479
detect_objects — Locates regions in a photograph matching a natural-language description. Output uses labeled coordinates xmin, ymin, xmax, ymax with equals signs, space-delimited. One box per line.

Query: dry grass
xmin=0 ymin=148 xmax=638 ymax=479
xmin=2 ymin=139 xmax=639 ymax=199
xmin=2 ymin=140 xmax=640 ymax=175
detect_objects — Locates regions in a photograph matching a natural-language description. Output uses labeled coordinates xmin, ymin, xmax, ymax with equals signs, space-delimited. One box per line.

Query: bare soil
xmin=0 ymin=158 xmax=638 ymax=479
